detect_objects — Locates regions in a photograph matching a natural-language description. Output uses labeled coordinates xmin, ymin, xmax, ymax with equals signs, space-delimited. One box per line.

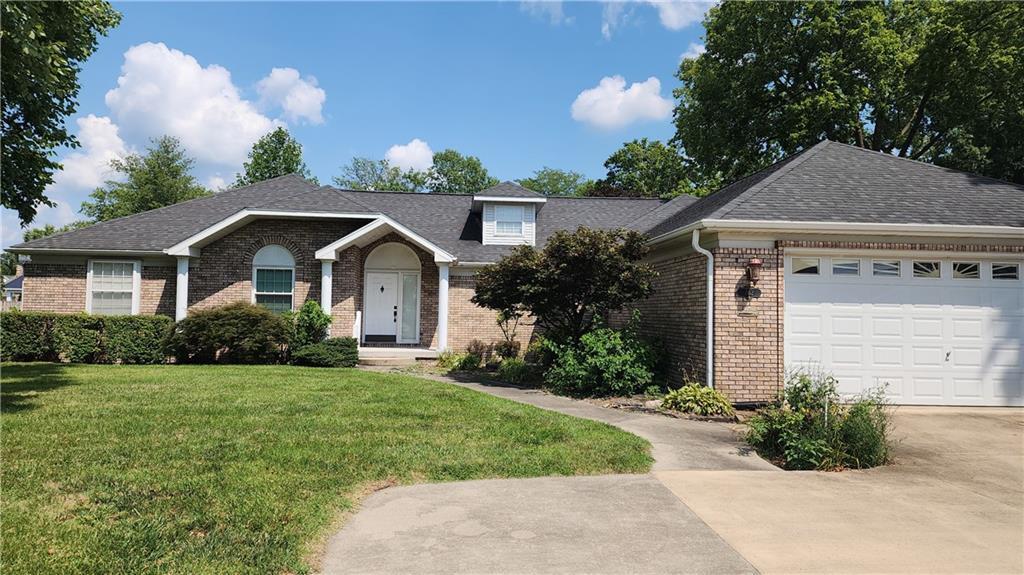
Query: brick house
xmin=9 ymin=141 xmax=1024 ymax=406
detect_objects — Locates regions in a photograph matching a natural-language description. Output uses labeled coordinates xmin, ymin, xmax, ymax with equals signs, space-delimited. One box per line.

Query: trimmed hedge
xmin=165 ymin=302 xmax=291 ymax=364
xmin=0 ymin=311 xmax=174 ymax=364
xmin=291 ymin=337 xmax=359 ymax=367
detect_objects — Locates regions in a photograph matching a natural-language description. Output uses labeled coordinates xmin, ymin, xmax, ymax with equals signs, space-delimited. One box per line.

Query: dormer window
xmin=495 ymin=205 xmax=525 ymax=237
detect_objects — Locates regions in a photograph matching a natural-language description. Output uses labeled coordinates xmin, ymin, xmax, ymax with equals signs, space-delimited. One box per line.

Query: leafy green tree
xmin=428 ymin=149 xmax=499 ymax=194
xmin=332 ymin=157 xmax=428 ymax=192
xmin=81 ymin=136 xmax=211 ymax=222
xmin=473 ymin=227 xmax=655 ymax=344
xmin=234 ymin=127 xmax=317 ymax=187
xmin=517 ymin=167 xmax=593 ymax=196
xmin=587 ymin=139 xmax=694 ymax=198
xmin=1 ymin=253 xmax=17 ymax=276
xmin=22 ymin=221 xmax=91 ymax=242
xmin=1 ymin=1 xmax=121 ymax=224
xmin=674 ymin=1 xmax=1024 ymax=186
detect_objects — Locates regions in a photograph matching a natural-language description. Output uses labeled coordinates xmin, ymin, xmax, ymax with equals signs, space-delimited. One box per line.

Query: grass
xmin=1 ymin=363 xmax=652 ymax=574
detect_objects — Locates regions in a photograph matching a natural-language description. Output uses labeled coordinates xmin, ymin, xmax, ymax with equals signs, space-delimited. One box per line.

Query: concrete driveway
xmin=657 ymin=408 xmax=1024 ymax=574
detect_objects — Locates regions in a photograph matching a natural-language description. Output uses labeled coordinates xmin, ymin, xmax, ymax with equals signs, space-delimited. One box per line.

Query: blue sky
xmin=2 ymin=1 xmax=710 ymax=248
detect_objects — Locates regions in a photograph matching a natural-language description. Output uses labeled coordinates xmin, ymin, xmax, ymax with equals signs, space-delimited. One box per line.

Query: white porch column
xmin=437 ymin=262 xmax=449 ymax=351
xmin=320 ymin=260 xmax=333 ymax=335
xmin=175 ymin=256 xmax=189 ymax=321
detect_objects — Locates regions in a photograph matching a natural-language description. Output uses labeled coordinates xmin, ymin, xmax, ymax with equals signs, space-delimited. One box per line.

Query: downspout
xmin=691 ymin=229 xmax=714 ymax=389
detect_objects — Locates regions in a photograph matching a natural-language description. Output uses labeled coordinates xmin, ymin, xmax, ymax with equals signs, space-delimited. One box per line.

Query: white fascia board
xmin=8 ymin=247 xmax=165 ymax=257
xmin=163 ymin=209 xmax=379 ymax=256
xmin=646 ymin=219 xmax=1024 ymax=246
xmin=472 ymin=196 xmax=547 ymax=204
xmin=314 ymin=216 xmax=456 ymax=263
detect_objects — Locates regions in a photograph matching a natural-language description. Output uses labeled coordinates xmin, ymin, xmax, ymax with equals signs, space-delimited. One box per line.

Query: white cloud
xmin=385 ymin=139 xmax=434 ymax=172
xmin=521 ymin=1 xmax=573 ymax=25
xmin=256 ymin=67 xmax=326 ymax=125
xmin=650 ymin=1 xmax=711 ymax=30
xmin=571 ymin=75 xmax=673 ymax=129
xmin=680 ymin=42 xmax=706 ymax=61
xmin=206 ymin=175 xmax=228 ymax=190
xmin=52 ymin=115 xmax=128 ymax=191
xmin=601 ymin=1 xmax=711 ymax=38
xmin=104 ymin=42 xmax=278 ymax=168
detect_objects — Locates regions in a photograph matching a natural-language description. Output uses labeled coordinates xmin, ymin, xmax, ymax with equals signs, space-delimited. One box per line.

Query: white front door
xmin=785 ymin=255 xmax=1023 ymax=406
xmin=364 ymin=272 xmax=398 ymax=338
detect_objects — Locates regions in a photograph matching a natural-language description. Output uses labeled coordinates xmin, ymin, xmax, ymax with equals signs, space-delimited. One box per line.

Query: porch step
xmin=357 ymin=347 xmax=438 ymax=367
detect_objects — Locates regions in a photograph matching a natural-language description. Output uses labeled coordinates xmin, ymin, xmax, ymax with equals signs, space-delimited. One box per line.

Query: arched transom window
xmin=252 ymin=244 xmax=295 ymax=313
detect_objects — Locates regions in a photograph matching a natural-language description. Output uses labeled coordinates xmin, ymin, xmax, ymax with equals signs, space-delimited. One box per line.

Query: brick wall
xmin=448 ymin=273 xmax=536 ymax=353
xmin=712 ymin=248 xmax=784 ymax=404
xmin=141 ymin=266 xmax=176 ymax=316
xmin=189 ymin=219 xmax=362 ymax=311
xmin=630 ymin=254 xmax=708 ymax=385
xmin=22 ymin=263 xmax=87 ymax=312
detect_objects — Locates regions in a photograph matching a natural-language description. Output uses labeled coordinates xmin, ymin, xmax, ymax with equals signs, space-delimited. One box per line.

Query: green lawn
xmin=1 ymin=364 xmax=651 ymax=574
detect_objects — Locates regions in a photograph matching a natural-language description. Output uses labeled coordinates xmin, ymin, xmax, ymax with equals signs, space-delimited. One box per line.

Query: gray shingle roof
xmin=646 ymin=140 xmax=1024 ymax=237
xmin=11 ymin=174 xmax=663 ymax=262
xmin=475 ymin=181 xmax=544 ymax=198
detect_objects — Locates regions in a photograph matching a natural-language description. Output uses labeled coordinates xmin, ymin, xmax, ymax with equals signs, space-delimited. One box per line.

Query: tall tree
xmin=428 ymin=149 xmax=499 ymax=195
xmin=674 ymin=1 xmax=1024 ymax=186
xmin=517 ymin=167 xmax=593 ymax=196
xmin=233 ymin=127 xmax=317 ymax=187
xmin=332 ymin=157 xmax=428 ymax=192
xmin=81 ymin=136 xmax=211 ymax=222
xmin=588 ymin=139 xmax=695 ymax=198
xmin=22 ymin=221 xmax=91 ymax=242
xmin=1 ymin=1 xmax=121 ymax=224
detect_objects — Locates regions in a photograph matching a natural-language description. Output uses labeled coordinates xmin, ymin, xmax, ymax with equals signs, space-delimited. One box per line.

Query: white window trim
xmin=992 ymin=262 xmax=1021 ymax=281
xmin=251 ymin=265 xmax=296 ymax=312
xmin=831 ymin=258 xmax=861 ymax=277
xmin=494 ymin=205 xmax=525 ymax=237
xmin=791 ymin=257 xmax=821 ymax=276
xmin=871 ymin=259 xmax=902 ymax=278
xmin=911 ymin=260 xmax=942 ymax=279
xmin=85 ymin=259 xmax=141 ymax=315
xmin=951 ymin=261 xmax=981 ymax=281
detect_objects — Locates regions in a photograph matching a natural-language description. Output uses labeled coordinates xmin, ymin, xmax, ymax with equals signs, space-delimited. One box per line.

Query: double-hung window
xmin=494 ymin=205 xmax=525 ymax=237
xmin=88 ymin=260 xmax=139 ymax=315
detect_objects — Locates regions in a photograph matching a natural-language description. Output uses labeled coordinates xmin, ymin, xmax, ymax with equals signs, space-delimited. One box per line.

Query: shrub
xmin=497 ymin=357 xmax=534 ymax=385
xmin=291 ymin=337 xmax=358 ymax=367
xmin=466 ymin=339 xmax=492 ymax=363
xmin=746 ymin=371 xmax=892 ymax=471
xmin=661 ymin=384 xmax=734 ymax=417
xmin=51 ymin=315 xmax=103 ymax=363
xmin=102 ymin=316 xmax=174 ymax=364
xmin=643 ymin=385 xmax=665 ymax=399
xmin=543 ymin=324 xmax=656 ymax=398
xmin=0 ymin=311 xmax=172 ymax=364
xmin=165 ymin=302 xmax=291 ymax=364
xmin=1 ymin=311 xmax=52 ymax=361
xmin=493 ymin=339 xmax=521 ymax=360
xmin=293 ymin=300 xmax=331 ymax=349
xmin=437 ymin=351 xmax=481 ymax=371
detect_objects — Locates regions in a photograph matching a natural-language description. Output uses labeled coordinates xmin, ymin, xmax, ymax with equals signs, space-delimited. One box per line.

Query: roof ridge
xmin=714 ymin=140 xmax=832 ymax=219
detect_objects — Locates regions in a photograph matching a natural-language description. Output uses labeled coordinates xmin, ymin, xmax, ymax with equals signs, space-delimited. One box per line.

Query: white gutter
xmin=648 ymin=219 xmax=1024 ymax=246
xmin=691 ymin=228 xmax=714 ymax=389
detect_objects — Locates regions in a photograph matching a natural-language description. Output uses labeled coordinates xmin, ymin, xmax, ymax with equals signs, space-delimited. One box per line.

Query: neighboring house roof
xmin=645 ymin=140 xmax=1024 ymax=238
xmin=4 ymin=275 xmax=23 ymax=291
xmin=474 ymin=181 xmax=544 ymax=198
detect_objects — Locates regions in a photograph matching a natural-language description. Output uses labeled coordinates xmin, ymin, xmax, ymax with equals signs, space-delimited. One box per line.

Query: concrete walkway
xmin=319 ymin=374 xmax=773 ymax=574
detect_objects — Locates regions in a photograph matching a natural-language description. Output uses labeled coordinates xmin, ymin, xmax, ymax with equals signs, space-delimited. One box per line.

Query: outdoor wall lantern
xmin=737 ymin=257 xmax=764 ymax=300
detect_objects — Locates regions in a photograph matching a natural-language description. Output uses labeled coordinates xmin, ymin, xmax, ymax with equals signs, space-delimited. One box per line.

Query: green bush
xmin=0 ymin=311 xmax=52 ymax=361
xmin=661 ymin=384 xmax=734 ymax=417
xmin=494 ymin=339 xmax=521 ymax=360
xmin=293 ymin=300 xmax=331 ymax=349
xmin=497 ymin=357 xmax=535 ymax=385
xmin=102 ymin=315 xmax=174 ymax=364
xmin=543 ymin=324 xmax=656 ymax=398
xmin=291 ymin=337 xmax=359 ymax=367
xmin=437 ymin=351 xmax=481 ymax=371
xmin=0 ymin=311 xmax=171 ymax=364
xmin=165 ymin=302 xmax=291 ymax=364
xmin=746 ymin=371 xmax=892 ymax=471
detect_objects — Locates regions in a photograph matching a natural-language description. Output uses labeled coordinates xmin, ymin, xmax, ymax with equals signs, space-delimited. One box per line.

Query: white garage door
xmin=785 ymin=255 xmax=1023 ymax=406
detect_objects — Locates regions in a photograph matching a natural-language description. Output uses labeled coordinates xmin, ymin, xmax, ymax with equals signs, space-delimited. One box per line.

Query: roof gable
xmin=475 ymin=181 xmax=543 ymax=198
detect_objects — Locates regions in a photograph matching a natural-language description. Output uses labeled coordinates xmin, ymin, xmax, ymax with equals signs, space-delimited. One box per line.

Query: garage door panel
xmin=785 ymin=254 xmax=1023 ymax=407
